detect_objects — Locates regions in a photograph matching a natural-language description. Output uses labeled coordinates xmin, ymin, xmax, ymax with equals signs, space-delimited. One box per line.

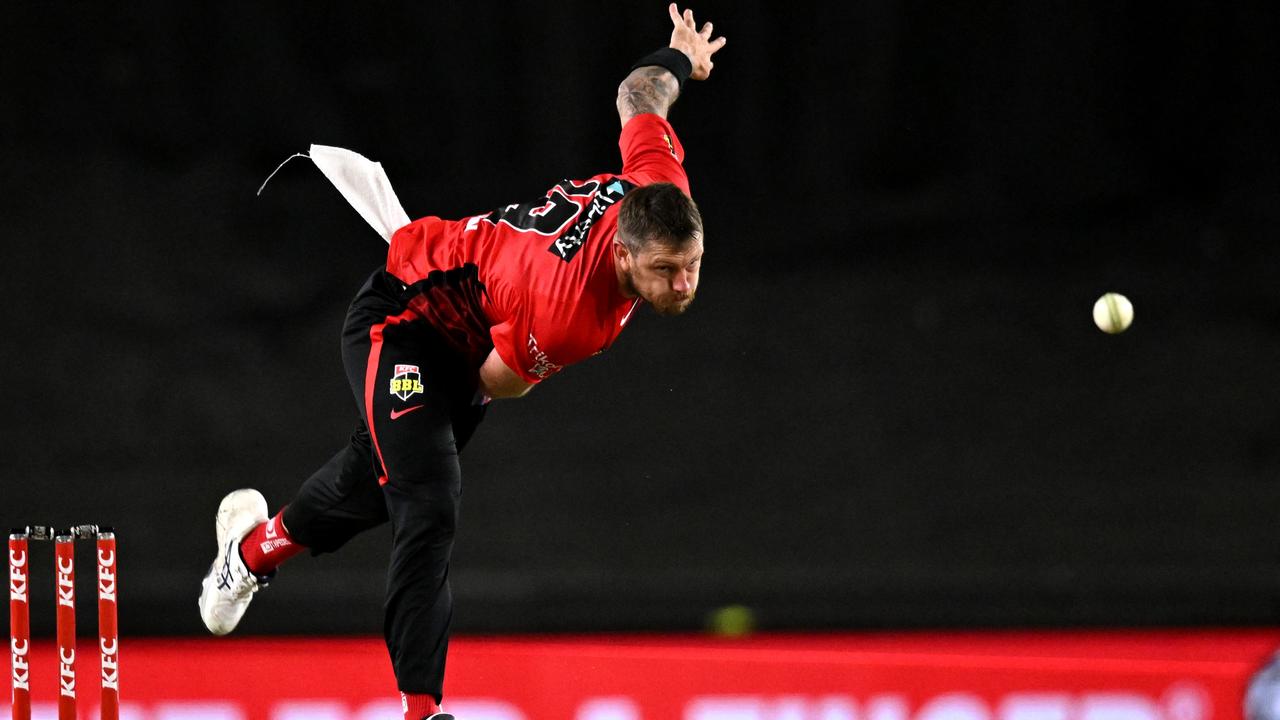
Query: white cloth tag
xmin=257 ymin=145 xmax=410 ymax=244
xmin=308 ymin=144 xmax=410 ymax=244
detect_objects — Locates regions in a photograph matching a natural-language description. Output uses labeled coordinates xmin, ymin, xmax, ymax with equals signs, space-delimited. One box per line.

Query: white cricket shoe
xmin=198 ymin=488 xmax=270 ymax=635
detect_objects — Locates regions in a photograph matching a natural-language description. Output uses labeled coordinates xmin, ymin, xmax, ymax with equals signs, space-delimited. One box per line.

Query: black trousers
xmin=281 ymin=268 xmax=487 ymax=700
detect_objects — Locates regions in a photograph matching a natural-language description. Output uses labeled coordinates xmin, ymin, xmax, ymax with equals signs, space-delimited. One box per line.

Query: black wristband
xmin=630 ymin=47 xmax=693 ymax=90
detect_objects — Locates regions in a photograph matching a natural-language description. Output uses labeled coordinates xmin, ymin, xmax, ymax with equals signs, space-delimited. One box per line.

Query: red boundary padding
xmin=4 ymin=631 xmax=1279 ymax=720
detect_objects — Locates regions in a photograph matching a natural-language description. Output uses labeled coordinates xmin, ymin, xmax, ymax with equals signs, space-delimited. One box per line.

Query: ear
xmin=612 ymin=239 xmax=632 ymax=268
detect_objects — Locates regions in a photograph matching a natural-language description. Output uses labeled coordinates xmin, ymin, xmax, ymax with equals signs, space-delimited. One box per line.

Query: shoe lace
xmin=215 ymin=542 xmax=263 ymax=599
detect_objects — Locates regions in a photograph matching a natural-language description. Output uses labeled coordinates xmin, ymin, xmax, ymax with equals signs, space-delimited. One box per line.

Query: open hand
xmin=667 ymin=3 xmax=727 ymax=81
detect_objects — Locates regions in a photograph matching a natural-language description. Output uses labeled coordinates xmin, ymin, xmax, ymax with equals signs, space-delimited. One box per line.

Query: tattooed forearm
xmin=616 ymin=66 xmax=680 ymax=127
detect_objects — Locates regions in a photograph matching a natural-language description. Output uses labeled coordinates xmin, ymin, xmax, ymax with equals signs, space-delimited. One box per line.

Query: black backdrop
xmin=2 ymin=2 xmax=1278 ymax=636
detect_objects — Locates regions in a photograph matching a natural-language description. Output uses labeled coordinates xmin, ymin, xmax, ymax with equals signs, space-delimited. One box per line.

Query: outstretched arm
xmin=616 ymin=3 xmax=728 ymax=128
xmin=616 ymin=67 xmax=681 ymax=128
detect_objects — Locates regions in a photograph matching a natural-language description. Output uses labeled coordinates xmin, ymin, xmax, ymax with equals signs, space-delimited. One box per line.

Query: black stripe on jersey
xmin=548 ymin=177 xmax=634 ymax=262
xmin=401 ymin=264 xmax=492 ymax=361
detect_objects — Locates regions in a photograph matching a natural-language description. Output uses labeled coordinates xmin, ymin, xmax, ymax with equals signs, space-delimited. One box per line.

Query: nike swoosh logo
xmin=390 ymin=405 xmax=425 ymax=420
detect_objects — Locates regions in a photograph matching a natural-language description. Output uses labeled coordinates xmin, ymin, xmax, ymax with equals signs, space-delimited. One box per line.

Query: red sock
xmin=402 ymin=692 xmax=441 ymax=719
xmin=238 ymin=509 xmax=306 ymax=575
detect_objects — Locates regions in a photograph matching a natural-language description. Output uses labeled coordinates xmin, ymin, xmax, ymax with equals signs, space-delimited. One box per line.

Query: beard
xmin=651 ymin=292 xmax=695 ymax=316
xmin=622 ymin=270 xmax=694 ymax=316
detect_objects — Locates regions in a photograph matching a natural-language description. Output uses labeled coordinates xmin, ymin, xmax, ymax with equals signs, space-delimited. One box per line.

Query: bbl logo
xmin=390 ymin=364 xmax=424 ymax=400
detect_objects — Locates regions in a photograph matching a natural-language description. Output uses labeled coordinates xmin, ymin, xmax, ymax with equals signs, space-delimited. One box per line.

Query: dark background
xmin=2 ymin=2 xmax=1278 ymax=637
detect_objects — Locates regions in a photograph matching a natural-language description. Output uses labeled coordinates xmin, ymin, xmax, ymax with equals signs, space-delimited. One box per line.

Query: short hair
xmin=616 ymin=182 xmax=703 ymax=253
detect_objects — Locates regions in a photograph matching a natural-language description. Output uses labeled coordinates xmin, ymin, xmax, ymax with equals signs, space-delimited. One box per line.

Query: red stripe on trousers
xmin=365 ymin=309 xmax=420 ymax=486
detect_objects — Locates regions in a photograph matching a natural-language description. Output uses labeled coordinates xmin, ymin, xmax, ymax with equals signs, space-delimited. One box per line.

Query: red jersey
xmin=385 ymin=113 xmax=690 ymax=384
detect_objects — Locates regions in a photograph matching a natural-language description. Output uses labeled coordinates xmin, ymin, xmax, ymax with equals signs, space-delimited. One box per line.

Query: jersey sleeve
xmin=489 ymin=298 xmax=573 ymax=386
xmin=489 ymin=318 xmax=544 ymax=386
xmin=619 ymin=113 xmax=691 ymax=193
